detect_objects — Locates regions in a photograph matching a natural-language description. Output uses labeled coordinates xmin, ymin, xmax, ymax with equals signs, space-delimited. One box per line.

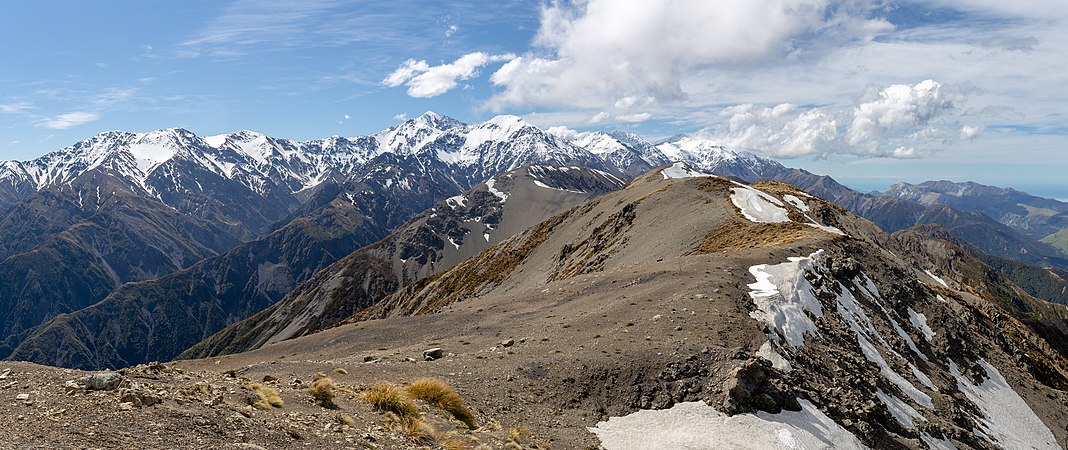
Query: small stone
xmin=675 ymin=325 xmax=683 ymax=331
xmin=403 ymin=357 xmax=417 ymax=363
xmin=423 ymin=348 xmax=443 ymax=361
xmin=363 ymin=355 xmax=377 ymax=363
xmin=262 ymin=375 xmax=278 ymax=383
xmin=15 ymin=393 xmax=29 ymax=401
xmin=0 ymin=369 xmax=10 ymax=380
xmin=501 ymin=339 xmax=515 ymax=347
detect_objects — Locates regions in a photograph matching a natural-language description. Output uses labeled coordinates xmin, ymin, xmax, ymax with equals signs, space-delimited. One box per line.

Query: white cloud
xmin=546 ymin=125 xmax=585 ymax=141
xmin=705 ymin=103 xmax=838 ymax=157
xmin=38 ymin=112 xmax=100 ymax=129
xmin=701 ymin=80 xmax=976 ymax=158
xmin=383 ymin=52 xmax=515 ymax=98
xmin=0 ymin=103 xmax=32 ymax=113
xmin=846 ymin=79 xmax=969 ymax=154
xmin=616 ymin=112 xmax=652 ymax=123
xmin=588 ymin=111 xmax=609 ymax=124
xmin=393 ymin=113 xmax=408 ymax=120
xmin=343 ymin=114 xmax=350 ymax=119
xmin=485 ymin=0 xmax=887 ymax=110
xmin=445 ymin=24 xmax=458 ymax=38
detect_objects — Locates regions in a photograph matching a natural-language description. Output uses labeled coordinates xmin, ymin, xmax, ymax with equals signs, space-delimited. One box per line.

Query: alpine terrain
xmin=0 ymin=163 xmax=1064 ymax=449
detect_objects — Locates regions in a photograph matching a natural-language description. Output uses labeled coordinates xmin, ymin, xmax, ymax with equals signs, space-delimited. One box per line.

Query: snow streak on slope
xmin=591 ymin=399 xmax=865 ymax=450
xmin=948 ymin=359 xmax=1059 ymax=450
xmin=746 ymin=251 xmax=825 ymax=348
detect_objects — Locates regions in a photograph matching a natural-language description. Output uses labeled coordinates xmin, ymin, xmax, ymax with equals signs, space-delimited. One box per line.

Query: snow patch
xmin=921 ymin=434 xmax=958 ymax=450
xmin=756 ymin=341 xmax=792 ymax=371
xmin=731 ymin=186 xmax=789 ymax=223
xmin=782 ymin=194 xmax=809 ymax=212
xmin=660 ymin=162 xmax=714 ymax=179
xmin=949 ymin=359 xmax=1059 ymax=450
xmin=485 ymin=178 xmax=508 ymax=202
xmin=591 ymin=399 xmax=864 ymax=450
xmin=924 ymin=270 xmax=949 ymax=288
xmin=746 ymin=251 xmax=824 ymax=347
xmin=907 ymin=307 xmax=935 ymax=342
xmin=532 ymin=179 xmax=585 ymax=194
xmin=876 ymin=389 xmax=924 ymax=429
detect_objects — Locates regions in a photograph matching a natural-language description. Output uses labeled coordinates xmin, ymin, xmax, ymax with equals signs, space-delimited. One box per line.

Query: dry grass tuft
xmin=405 ymin=378 xmax=477 ymax=429
xmin=443 ymin=438 xmax=470 ymax=450
xmin=334 ymin=367 xmax=348 ymax=375
xmin=690 ymin=219 xmax=817 ymax=254
xmin=248 ymin=383 xmax=283 ymax=410
xmin=335 ymin=412 xmax=356 ymax=427
xmin=309 ymin=377 xmax=337 ymax=409
xmin=508 ymin=425 xmax=528 ymax=444
xmin=363 ymin=381 xmax=420 ymax=419
xmin=401 ymin=418 xmax=438 ymax=445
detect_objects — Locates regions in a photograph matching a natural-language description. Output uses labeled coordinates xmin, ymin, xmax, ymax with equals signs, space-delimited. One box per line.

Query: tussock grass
xmin=405 ymin=378 xmax=477 ymax=429
xmin=248 ymin=383 xmax=283 ymax=410
xmin=363 ymin=381 xmax=420 ymax=419
xmin=309 ymin=377 xmax=337 ymax=409
xmin=334 ymin=368 xmax=348 ymax=375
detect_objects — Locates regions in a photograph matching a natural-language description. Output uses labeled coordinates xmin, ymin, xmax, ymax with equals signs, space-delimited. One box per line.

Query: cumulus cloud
xmin=546 ymin=125 xmax=586 ymax=141
xmin=485 ymin=0 xmax=888 ymax=111
xmin=846 ymin=79 xmax=969 ymax=155
xmin=383 ymin=52 xmax=515 ymax=98
xmin=702 ymin=80 xmax=977 ymax=158
xmin=38 ymin=112 xmax=100 ymax=129
xmin=704 ymin=103 xmax=838 ymax=157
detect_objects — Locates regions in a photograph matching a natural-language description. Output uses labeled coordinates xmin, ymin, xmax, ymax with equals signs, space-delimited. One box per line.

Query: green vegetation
xmin=1040 ymin=228 xmax=1068 ymax=257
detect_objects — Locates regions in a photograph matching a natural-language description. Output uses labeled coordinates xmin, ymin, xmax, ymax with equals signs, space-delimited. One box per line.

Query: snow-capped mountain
xmin=0 ymin=111 xmax=788 ymax=214
xmin=655 ymin=135 xmax=789 ymax=182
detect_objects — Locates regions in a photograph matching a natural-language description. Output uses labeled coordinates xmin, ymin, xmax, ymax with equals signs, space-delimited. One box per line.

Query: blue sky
xmin=1 ymin=1 xmax=1066 ymax=198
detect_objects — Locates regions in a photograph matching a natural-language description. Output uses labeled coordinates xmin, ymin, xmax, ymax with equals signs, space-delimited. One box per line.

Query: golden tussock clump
xmin=309 ymin=376 xmax=337 ymax=409
xmin=363 ymin=381 xmax=420 ymax=419
xmin=405 ymin=378 xmax=477 ymax=429
xmin=248 ymin=383 xmax=283 ymax=410
xmin=691 ymin=220 xmax=817 ymax=254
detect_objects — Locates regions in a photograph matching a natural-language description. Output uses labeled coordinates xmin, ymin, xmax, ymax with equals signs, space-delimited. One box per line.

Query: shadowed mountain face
xmin=180 ymin=164 xmax=625 ymax=359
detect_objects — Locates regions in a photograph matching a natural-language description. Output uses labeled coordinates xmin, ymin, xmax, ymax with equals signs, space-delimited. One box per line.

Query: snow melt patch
xmin=660 ymin=161 xmax=714 ymax=179
xmin=532 ymin=179 xmax=585 ymax=193
xmin=782 ymin=194 xmax=810 ymax=212
xmin=485 ymin=178 xmax=508 ymax=202
xmin=591 ymin=399 xmax=864 ymax=450
xmin=746 ymin=250 xmax=824 ymax=347
xmin=731 ymin=186 xmax=789 ymax=223
xmin=757 ymin=341 xmax=792 ymax=371
xmin=876 ymin=389 xmax=924 ymax=429
xmin=907 ymin=307 xmax=935 ymax=342
xmin=949 ymin=359 xmax=1059 ymax=450
xmin=924 ymin=270 xmax=949 ymax=288
xmin=921 ymin=434 xmax=958 ymax=450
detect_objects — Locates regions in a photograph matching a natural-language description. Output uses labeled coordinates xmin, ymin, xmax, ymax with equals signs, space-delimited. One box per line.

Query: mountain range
xmin=0 ymin=114 xmax=1067 ymax=448
xmin=3 ymin=111 xmax=1068 ymax=374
